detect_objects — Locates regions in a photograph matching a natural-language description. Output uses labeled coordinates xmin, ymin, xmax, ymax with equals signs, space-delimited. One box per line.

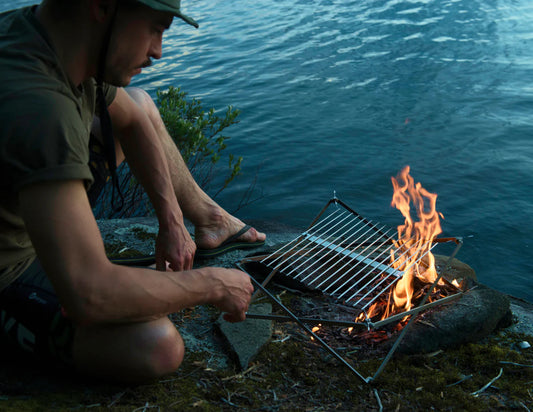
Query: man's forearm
xmin=108 ymin=88 xmax=197 ymax=270
xmin=74 ymin=264 xmax=224 ymax=324
xmin=109 ymin=87 xmax=183 ymax=228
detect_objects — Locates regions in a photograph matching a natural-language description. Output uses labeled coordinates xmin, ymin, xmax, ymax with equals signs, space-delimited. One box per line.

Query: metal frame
xmin=237 ymin=197 xmax=463 ymax=383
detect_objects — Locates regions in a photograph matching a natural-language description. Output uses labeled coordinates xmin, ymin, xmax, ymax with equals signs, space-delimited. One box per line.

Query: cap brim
xmin=175 ymin=12 xmax=199 ymax=28
xmin=134 ymin=0 xmax=199 ymax=28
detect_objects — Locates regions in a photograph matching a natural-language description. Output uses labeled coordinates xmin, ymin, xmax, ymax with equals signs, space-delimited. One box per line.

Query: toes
xmin=240 ymin=226 xmax=265 ymax=242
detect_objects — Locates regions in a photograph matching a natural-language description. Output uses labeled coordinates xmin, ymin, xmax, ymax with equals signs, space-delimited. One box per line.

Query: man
xmin=0 ymin=0 xmax=265 ymax=383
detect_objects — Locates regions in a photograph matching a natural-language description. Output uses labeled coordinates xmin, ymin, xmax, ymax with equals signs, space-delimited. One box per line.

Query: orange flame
xmin=390 ymin=166 xmax=443 ymax=312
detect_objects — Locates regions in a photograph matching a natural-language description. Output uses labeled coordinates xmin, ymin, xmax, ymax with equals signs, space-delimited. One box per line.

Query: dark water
xmin=4 ymin=0 xmax=533 ymax=302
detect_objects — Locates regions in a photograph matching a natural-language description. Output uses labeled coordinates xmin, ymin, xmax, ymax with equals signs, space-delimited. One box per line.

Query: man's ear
xmin=89 ymin=0 xmax=117 ymax=23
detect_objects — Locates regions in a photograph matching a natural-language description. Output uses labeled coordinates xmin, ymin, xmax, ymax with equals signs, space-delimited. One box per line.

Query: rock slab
xmin=216 ymin=303 xmax=273 ymax=370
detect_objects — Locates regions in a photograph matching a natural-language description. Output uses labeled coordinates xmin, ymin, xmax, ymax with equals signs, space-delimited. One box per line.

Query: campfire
xmin=238 ymin=166 xmax=465 ymax=382
xmin=357 ymin=165 xmax=460 ymax=324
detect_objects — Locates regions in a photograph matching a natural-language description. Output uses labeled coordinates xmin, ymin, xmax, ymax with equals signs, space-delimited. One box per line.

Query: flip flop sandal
xmin=195 ymin=224 xmax=265 ymax=259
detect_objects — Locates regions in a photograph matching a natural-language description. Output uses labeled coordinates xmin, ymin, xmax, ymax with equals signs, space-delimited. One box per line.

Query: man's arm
xmin=107 ymin=88 xmax=195 ymax=271
xmin=19 ymin=180 xmax=253 ymax=325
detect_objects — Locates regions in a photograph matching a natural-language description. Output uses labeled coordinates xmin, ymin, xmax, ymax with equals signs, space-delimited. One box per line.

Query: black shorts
xmin=0 ymin=259 xmax=75 ymax=365
xmin=0 ymin=135 xmax=110 ymax=365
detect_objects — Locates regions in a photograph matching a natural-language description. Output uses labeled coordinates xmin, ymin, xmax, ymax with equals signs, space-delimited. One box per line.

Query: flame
xmin=389 ymin=166 xmax=443 ymax=312
xmin=350 ymin=166 xmax=460 ymax=333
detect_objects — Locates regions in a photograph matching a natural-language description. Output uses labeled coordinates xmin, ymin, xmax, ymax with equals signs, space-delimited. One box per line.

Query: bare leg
xmin=72 ymin=317 xmax=184 ymax=383
xmin=123 ymin=87 xmax=266 ymax=249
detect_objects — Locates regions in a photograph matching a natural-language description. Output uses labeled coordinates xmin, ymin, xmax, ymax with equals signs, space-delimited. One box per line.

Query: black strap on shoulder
xmin=96 ymin=3 xmax=124 ymax=212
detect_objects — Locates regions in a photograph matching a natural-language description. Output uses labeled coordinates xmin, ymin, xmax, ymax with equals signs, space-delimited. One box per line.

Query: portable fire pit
xmin=237 ymin=197 xmax=463 ymax=383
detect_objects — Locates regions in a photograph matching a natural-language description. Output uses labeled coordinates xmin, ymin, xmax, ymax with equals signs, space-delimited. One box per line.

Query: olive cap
xmin=134 ymin=0 xmax=198 ymax=28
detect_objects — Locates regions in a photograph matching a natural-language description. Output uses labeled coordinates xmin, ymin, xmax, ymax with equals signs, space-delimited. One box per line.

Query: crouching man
xmin=0 ymin=0 xmax=265 ymax=383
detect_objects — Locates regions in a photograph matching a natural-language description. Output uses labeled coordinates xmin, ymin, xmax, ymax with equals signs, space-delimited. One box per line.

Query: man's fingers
xmin=223 ymin=311 xmax=247 ymax=323
xmin=167 ymin=251 xmax=195 ymax=272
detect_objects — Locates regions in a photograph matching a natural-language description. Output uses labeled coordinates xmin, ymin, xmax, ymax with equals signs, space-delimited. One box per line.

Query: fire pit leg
xmin=246 ymin=272 xmax=373 ymax=384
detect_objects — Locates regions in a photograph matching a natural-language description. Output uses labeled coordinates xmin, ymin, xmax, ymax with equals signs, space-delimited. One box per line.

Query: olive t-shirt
xmin=0 ymin=6 xmax=117 ymax=290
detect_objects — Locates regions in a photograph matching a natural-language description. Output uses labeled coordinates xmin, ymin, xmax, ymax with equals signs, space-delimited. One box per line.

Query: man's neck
xmin=34 ymin=2 xmax=100 ymax=86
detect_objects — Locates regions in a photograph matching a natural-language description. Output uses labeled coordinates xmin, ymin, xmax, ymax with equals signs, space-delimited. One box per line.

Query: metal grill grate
xmin=244 ymin=198 xmax=458 ymax=319
xmin=258 ymin=200 xmax=407 ymax=315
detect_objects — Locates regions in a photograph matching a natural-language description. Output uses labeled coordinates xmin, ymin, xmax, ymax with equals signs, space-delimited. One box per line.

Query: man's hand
xmin=155 ymin=222 xmax=197 ymax=271
xmin=209 ymin=268 xmax=254 ymax=323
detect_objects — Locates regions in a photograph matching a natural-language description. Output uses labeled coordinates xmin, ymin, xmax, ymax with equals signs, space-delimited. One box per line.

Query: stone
xmin=397 ymin=283 xmax=511 ymax=354
xmin=506 ymin=297 xmax=533 ymax=337
xmin=434 ymin=254 xmax=477 ymax=283
xmin=216 ymin=303 xmax=273 ymax=370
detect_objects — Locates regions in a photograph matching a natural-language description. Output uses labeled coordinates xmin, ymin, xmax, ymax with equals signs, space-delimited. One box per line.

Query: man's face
xmin=105 ymin=3 xmax=174 ymax=87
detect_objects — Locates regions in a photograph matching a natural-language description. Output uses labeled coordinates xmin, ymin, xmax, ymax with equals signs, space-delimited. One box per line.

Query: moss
xmin=363 ymin=332 xmax=533 ymax=410
xmin=131 ymin=227 xmax=157 ymax=242
xmin=103 ymin=240 xmax=146 ymax=258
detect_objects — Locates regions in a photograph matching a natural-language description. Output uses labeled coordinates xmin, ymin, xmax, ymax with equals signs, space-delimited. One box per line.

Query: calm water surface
xmin=3 ymin=0 xmax=533 ymax=302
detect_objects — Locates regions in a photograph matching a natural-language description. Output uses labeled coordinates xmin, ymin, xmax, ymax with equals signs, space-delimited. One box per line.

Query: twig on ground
xmin=471 ymin=368 xmax=503 ymax=397
xmin=221 ymin=365 xmax=257 ymax=381
xmin=107 ymin=391 xmax=125 ymax=407
xmin=131 ymin=402 xmax=160 ymax=412
xmin=500 ymin=361 xmax=533 ymax=368
xmin=426 ymin=350 xmax=443 ymax=358
xmin=446 ymin=374 xmax=473 ymax=387
xmin=519 ymin=401 xmax=531 ymax=412
xmin=272 ymin=335 xmax=292 ymax=343
xmin=373 ymin=388 xmax=383 ymax=412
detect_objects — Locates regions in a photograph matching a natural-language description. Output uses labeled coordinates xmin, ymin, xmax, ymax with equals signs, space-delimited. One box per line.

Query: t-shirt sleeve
xmin=1 ymin=90 xmax=94 ymax=191
xmin=104 ymin=82 xmax=117 ymax=106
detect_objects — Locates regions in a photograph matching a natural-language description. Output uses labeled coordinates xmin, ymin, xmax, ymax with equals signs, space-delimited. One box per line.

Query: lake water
xmin=3 ymin=0 xmax=533 ymax=302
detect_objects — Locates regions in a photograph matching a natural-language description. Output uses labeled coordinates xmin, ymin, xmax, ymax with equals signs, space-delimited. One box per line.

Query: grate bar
xmin=283 ymin=211 xmax=358 ymax=278
xmin=302 ymin=232 xmax=401 ymax=278
xmin=333 ymin=235 xmax=419 ymax=302
xmin=297 ymin=220 xmax=382 ymax=284
xmin=265 ymin=208 xmax=350 ymax=273
xmin=316 ymin=226 xmax=398 ymax=293
xmin=346 ymin=239 xmax=439 ymax=310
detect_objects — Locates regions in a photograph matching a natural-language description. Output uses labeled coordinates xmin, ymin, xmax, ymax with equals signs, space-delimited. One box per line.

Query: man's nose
xmin=149 ymin=36 xmax=162 ymax=60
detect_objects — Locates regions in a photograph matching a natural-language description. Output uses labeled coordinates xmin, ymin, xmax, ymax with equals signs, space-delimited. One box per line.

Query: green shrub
xmin=94 ymin=86 xmax=245 ymax=218
xmin=157 ymin=86 xmax=243 ymax=197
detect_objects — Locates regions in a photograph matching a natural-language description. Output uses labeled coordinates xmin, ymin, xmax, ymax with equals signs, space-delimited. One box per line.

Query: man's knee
xmin=73 ymin=317 xmax=185 ymax=383
xmin=126 ymin=87 xmax=156 ymax=114
xmin=148 ymin=320 xmax=185 ymax=378
xmin=125 ymin=87 xmax=165 ymax=131
xmin=120 ymin=318 xmax=185 ymax=381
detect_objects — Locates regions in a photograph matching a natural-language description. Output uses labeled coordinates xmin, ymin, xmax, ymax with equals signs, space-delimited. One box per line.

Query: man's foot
xmin=194 ymin=215 xmax=266 ymax=259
